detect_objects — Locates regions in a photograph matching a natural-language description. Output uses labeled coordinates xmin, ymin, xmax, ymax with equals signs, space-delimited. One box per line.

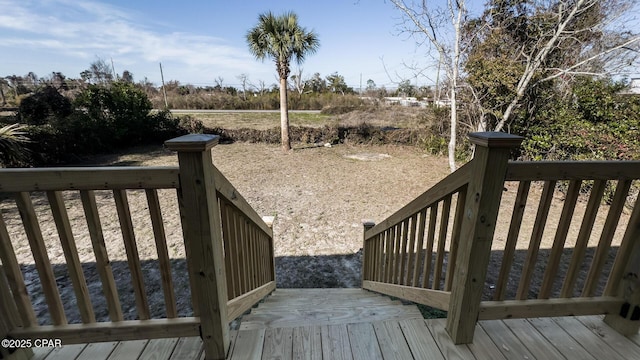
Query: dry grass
xmin=1 ymin=140 xmax=634 ymax=324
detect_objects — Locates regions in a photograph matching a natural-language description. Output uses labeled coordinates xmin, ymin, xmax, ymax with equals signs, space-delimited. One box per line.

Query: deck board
xmin=429 ymin=319 xmax=475 ymax=360
xmin=527 ymin=317 xmax=596 ymax=360
xmin=347 ymin=323 xmax=383 ymax=360
xmin=75 ymin=341 xmax=117 ymax=360
xmin=262 ymin=327 xmax=293 ymax=360
xmin=292 ymin=326 xmax=322 ymax=360
xmin=169 ymin=337 xmax=203 ymax=360
xmin=107 ymin=340 xmax=148 ymax=359
xmin=34 ymin=315 xmax=640 ymax=360
xmin=43 ymin=344 xmax=87 ymax=360
xmin=502 ymin=318 xmax=565 ymax=359
xmin=27 ymin=289 xmax=639 ymax=360
xmin=229 ymin=329 xmax=265 ymax=360
xmin=398 ymin=319 xmax=445 ymax=359
xmin=576 ymin=315 xmax=640 ymax=360
xmin=554 ymin=317 xmax=633 ymax=360
xmin=480 ymin=319 xmax=536 ymax=359
xmin=320 ymin=324 xmax=353 ymax=360
xmin=31 ymin=347 xmax=54 ymax=360
xmin=372 ymin=321 xmax=414 ymax=360
xmin=138 ymin=338 xmax=179 ymax=360
xmin=465 ymin=323 xmax=506 ymax=360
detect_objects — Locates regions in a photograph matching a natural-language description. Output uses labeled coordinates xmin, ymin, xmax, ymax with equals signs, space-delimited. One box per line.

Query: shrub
xmin=18 ymin=86 xmax=73 ymax=125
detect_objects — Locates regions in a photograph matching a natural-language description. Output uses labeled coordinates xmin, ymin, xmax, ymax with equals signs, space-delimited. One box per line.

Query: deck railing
xmin=0 ymin=134 xmax=274 ymax=360
xmin=363 ymin=132 xmax=640 ymax=344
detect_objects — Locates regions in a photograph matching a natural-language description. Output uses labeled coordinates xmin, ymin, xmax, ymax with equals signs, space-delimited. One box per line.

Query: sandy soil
xmin=1 ymin=141 xmax=633 ymax=324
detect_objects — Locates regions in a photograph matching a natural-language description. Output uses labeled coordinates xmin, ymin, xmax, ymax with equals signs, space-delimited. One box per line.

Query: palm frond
xmin=0 ymin=123 xmax=31 ymax=166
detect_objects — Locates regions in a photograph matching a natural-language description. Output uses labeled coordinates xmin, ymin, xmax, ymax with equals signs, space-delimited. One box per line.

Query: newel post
xmin=165 ymin=134 xmax=229 ymax=360
xmin=361 ymin=220 xmax=376 ymax=284
xmin=446 ymin=132 xmax=523 ymax=344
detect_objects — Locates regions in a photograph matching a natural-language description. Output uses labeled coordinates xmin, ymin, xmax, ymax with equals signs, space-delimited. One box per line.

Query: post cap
xmin=362 ymin=219 xmax=376 ymax=227
xmin=468 ymin=132 xmax=523 ymax=148
xmin=262 ymin=216 xmax=275 ymax=228
xmin=165 ymin=134 xmax=220 ymax=152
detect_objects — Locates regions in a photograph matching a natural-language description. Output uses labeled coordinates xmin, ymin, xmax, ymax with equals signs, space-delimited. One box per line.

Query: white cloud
xmin=0 ymin=0 xmax=260 ymax=82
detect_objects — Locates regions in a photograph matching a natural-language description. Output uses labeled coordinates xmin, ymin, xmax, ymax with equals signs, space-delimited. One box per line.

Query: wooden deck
xmin=26 ymin=289 xmax=640 ymax=359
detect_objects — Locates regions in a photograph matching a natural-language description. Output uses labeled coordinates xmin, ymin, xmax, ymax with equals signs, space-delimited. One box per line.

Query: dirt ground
xmin=1 ymin=140 xmax=633 ymax=324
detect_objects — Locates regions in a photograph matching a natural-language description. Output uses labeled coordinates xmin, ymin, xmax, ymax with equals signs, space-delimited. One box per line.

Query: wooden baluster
xmin=174 ymin=188 xmax=199 ymax=317
xmin=445 ymin=187 xmax=467 ymax=292
xmin=165 ymin=134 xmax=230 ymax=359
xmin=393 ymin=223 xmax=402 ymax=284
xmin=236 ymin=210 xmax=248 ymax=294
xmin=582 ymin=179 xmax=631 ymax=296
xmin=114 ymin=189 xmax=150 ymax=320
xmin=399 ymin=219 xmax=410 ymax=285
xmin=48 ymin=191 xmax=96 ymax=323
xmin=0 ymin=214 xmax=36 ymax=327
xmin=561 ymin=180 xmax=606 ymax=298
xmin=81 ymin=190 xmax=123 ymax=321
xmin=219 ymin=200 xmax=235 ymax=300
xmin=384 ymin=228 xmax=393 ymax=284
xmin=446 ymin=132 xmax=523 ymax=344
xmin=494 ymin=181 xmax=530 ymax=301
xmin=412 ymin=208 xmax=427 ymax=287
xmin=145 ymin=189 xmax=177 ymax=318
xmin=406 ymin=214 xmax=418 ymax=287
xmin=539 ymin=180 xmax=581 ymax=299
xmin=422 ymin=205 xmax=438 ymax=288
xmin=0 ymin=264 xmax=33 ymax=359
xmin=377 ymin=231 xmax=385 ymax=282
xmin=516 ymin=180 xmax=555 ymax=300
xmin=433 ymin=195 xmax=452 ymax=291
xmin=15 ymin=192 xmax=67 ymax=325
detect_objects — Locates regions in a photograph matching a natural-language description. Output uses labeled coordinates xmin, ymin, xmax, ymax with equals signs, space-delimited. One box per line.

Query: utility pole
xmin=159 ymin=62 xmax=169 ymax=109
xmin=359 ymin=73 xmax=362 ymax=95
xmin=110 ymin=58 xmax=117 ymax=80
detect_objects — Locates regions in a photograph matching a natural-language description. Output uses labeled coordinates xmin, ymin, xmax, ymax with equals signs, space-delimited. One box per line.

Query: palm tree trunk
xmin=279 ymin=77 xmax=291 ymax=151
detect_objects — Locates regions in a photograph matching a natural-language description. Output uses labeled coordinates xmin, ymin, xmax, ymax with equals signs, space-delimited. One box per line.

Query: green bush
xmin=18 ymin=86 xmax=73 ymax=125
xmin=518 ymin=78 xmax=640 ymax=161
xmin=18 ymin=83 xmax=191 ymax=165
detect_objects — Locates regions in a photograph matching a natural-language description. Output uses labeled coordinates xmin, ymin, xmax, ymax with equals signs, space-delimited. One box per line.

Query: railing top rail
xmin=0 ymin=167 xmax=180 ymax=192
xmin=506 ymin=161 xmax=640 ymax=181
xmin=365 ymin=161 xmax=472 ymax=240
xmin=213 ymin=166 xmax=273 ymax=237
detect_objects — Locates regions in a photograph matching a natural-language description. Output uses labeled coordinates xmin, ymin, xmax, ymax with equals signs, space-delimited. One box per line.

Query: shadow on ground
xmin=10 ymin=246 xmax=618 ymax=325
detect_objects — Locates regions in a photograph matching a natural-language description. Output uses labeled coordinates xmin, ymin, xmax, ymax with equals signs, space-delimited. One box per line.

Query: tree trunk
xmin=279 ymin=77 xmax=291 ymax=151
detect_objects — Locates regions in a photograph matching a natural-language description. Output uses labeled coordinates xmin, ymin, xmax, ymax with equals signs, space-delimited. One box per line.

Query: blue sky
xmin=1 ymin=0 xmax=456 ymax=89
xmin=2 ymin=1 xmax=638 ymax=90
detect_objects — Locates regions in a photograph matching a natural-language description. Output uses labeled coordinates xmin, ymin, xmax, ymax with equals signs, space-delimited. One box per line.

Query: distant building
xmin=627 ymin=78 xmax=640 ymax=94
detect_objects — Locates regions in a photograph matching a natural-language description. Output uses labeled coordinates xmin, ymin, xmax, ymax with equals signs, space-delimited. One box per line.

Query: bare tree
xmin=0 ymin=78 xmax=8 ymax=106
xmin=290 ymin=68 xmax=306 ymax=98
xmin=482 ymin=0 xmax=640 ymax=132
xmin=237 ymin=73 xmax=250 ymax=100
xmin=391 ymin=0 xmax=467 ymax=172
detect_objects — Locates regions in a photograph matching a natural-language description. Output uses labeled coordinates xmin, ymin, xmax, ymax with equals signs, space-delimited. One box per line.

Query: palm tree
xmin=0 ymin=123 xmax=30 ymax=167
xmin=247 ymin=11 xmax=319 ymax=151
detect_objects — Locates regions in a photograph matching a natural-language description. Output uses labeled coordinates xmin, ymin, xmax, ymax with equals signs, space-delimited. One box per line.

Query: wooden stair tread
xmin=251 ymin=301 xmax=405 ymax=314
xmin=238 ymin=288 xmax=423 ymax=330
xmin=259 ymin=296 xmax=398 ymax=306
xmin=240 ymin=305 xmax=423 ymax=330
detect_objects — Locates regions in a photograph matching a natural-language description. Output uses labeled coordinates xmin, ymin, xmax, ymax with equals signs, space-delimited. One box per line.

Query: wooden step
xmin=240 ymin=304 xmax=423 ymax=330
xmin=251 ymin=300 xmax=404 ymax=314
xmin=238 ymin=288 xmax=423 ymax=330
xmin=257 ymin=298 xmax=400 ymax=310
